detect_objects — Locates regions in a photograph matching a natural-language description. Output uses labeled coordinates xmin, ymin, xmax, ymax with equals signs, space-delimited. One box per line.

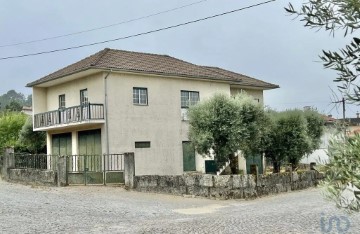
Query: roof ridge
xmin=90 ymin=48 xmax=111 ymax=66
xmin=107 ymin=48 xmax=171 ymax=59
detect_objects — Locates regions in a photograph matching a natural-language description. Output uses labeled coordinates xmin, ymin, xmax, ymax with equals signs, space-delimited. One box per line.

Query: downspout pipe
xmin=104 ymin=69 xmax=112 ymax=155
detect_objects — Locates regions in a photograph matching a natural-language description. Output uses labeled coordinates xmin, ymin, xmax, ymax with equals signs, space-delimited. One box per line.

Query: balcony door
xmin=58 ymin=94 xmax=66 ymax=123
xmin=80 ymin=89 xmax=89 ymax=120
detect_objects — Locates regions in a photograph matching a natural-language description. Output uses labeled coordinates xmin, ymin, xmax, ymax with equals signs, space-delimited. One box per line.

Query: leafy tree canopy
xmin=286 ymin=0 xmax=360 ymax=212
xmin=0 ymin=90 xmax=32 ymax=112
xmin=5 ymin=100 xmax=23 ymax=112
xmin=188 ymin=93 xmax=267 ymax=166
xmin=264 ymin=109 xmax=324 ymax=172
xmin=18 ymin=116 xmax=46 ymax=153
xmin=0 ymin=112 xmax=27 ymax=149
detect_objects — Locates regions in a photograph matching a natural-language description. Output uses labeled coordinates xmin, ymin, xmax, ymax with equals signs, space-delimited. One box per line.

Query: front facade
xmin=28 ymin=48 xmax=278 ymax=175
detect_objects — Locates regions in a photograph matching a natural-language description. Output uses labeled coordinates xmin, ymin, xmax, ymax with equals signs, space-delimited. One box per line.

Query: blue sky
xmin=0 ymin=0 xmax=355 ymax=118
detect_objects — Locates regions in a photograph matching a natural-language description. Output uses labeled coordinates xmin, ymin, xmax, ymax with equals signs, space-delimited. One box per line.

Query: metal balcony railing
xmin=34 ymin=103 xmax=104 ymax=129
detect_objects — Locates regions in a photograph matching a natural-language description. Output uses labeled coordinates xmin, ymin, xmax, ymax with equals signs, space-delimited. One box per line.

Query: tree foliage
xmin=322 ymin=134 xmax=360 ymax=212
xmin=285 ymin=0 xmax=360 ymax=101
xmin=18 ymin=116 xmax=46 ymax=153
xmin=188 ymin=93 xmax=267 ymax=167
xmin=264 ymin=109 xmax=324 ymax=172
xmin=5 ymin=100 xmax=23 ymax=112
xmin=286 ymin=0 xmax=360 ymax=212
xmin=0 ymin=90 xmax=32 ymax=111
xmin=0 ymin=112 xmax=27 ymax=149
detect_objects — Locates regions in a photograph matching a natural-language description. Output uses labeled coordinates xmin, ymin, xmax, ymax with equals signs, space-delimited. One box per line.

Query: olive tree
xmin=188 ymin=93 xmax=267 ymax=170
xmin=264 ymin=109 xmax=324 ymax=172
xmin=322 ymin=135 xmax=360 ymax=212
xmin=286 ymin=0 xmax=360 ymax=211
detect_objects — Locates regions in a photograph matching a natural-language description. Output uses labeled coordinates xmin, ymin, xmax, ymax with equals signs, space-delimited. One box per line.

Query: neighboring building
xmin=27 ymin=48 xmax=279 ymax=175
xmin=345 ymin=113 xmax=360 ymax=137
xmin=21 ymin=106 xmax=32 ymax=115
xmin=300 ymin=115 xmax=338 ymax=165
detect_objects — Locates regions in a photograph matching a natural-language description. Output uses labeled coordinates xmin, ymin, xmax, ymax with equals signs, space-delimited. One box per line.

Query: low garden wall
xmin=7 ymin=168 xmax=57 ymax=186
xmin=134 ymin=171 xmax=323 ymax=199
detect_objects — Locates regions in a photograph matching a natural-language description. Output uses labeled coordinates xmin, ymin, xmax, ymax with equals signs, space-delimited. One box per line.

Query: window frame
xmin=181 ymin=90 xmax=200 ymax=108
xmin=80 ymin=89 xmax=89 ymax=106
xmin=58 ymin=94 xmax=66 ymax=109
xmin=135 ymin=141 xmax=151 ymax=148
xmin=133 ymin=87 xmax=148 ymax=106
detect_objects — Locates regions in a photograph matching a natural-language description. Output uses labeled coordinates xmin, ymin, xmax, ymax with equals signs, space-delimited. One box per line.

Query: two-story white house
xmin=27 ymin=48 xmax=278 ymax=175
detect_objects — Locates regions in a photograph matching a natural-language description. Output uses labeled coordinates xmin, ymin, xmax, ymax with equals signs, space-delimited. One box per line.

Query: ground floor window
xmin=135 ymin=141 xmax=151 ymax=148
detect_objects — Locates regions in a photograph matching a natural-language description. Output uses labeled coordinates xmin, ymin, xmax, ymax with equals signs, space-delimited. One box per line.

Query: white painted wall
xmin=35 ymin=70 xmax=267 ymax=176
xmin=106 ymin=72 xmax=230 ymax=175
xmin=230 ymin=88 xmax=264 ymax=105
xmin=33 ymin=87 xmax=47 ymax=114
xmin=45 ymin=73 xmax=104 ymax=110
xmin=300 ymin=127 xmax=339 ymax=165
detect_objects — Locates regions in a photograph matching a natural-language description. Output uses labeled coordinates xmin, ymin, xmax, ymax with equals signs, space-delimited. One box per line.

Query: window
xmin=59 ymin=94 xmax=65 ymax=109
xmin=80 ymin=89 xmax=88 ymax=106
xmin=135 ymin=141 xmax=151 ymax=148
xmin=181 ymin=90 xmax=199 ymax=108
xmin=133 ymin=87 xmax=148 ymax=105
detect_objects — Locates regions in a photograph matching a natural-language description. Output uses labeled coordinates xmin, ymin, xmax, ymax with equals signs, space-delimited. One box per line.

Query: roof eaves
xmin=26 ymin=67 xmax=94 ymax=87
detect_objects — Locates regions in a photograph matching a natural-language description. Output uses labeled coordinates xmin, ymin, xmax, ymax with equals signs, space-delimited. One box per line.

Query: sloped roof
xmin=201 ymin=66 xmax=278 ymax=89
xmin=26 ymin=48 xmax=279 ymax=89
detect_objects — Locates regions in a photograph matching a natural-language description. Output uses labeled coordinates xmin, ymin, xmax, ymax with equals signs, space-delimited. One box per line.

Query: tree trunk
xmin=272 ymin=161 xmax=281 ymax=173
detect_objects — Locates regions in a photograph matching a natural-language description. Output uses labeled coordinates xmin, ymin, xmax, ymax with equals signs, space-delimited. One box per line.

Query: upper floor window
xmin=59 ymin=94 xmax=65 ymax=109
xmin=133 ymin=87 xmax=148 ymax=105
xmin=80 ymin=89 xmax=88 ymax=106
xmin=181 ymin=90 xmax=199 ymax=108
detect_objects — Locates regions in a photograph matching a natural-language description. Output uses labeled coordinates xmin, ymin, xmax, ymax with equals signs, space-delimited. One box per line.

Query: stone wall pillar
xmin=124 ymin=152 xmax=135 ymax=189
xmin=57 ymin=155 xmax=67 ymax=186
xmin=1 ymin=147 xmax=15 ymax=180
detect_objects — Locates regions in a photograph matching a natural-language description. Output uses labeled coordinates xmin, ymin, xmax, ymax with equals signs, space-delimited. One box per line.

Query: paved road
xmin=0 ymin=179 xmax=359 ymax=234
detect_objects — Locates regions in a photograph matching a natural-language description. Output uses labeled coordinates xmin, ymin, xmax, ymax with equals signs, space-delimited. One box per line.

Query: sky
xmin=0 ymin=0 xmax=356 ymax=118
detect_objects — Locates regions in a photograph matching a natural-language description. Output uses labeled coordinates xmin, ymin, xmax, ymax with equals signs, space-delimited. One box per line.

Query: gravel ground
xmin=0 ymin=179 xmax=359 ymax=234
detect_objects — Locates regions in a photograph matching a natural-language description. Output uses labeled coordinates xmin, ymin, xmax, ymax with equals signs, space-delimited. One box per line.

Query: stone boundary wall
xmin=134 ymin=171 xmax=323 ymax=199
xmin=8 ymin=168 xmax=57 ymax=186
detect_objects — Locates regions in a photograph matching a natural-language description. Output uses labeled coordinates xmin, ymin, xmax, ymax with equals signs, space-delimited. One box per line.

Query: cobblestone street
xmin=1 ymin=179 xmax=359 ymax=233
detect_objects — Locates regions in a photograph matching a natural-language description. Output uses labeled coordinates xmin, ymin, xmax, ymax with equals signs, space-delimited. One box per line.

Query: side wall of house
xmin=230 ymin=88 xmax=264 ymax=105
xmin=106 ymin=73 xmax=230 ymax=175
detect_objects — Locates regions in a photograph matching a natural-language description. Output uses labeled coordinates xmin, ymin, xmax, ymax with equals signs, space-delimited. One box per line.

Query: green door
xmin=52 ymin=133 xmax=72 ymax=155
xmin=246 ymin=154 xmax=263 ymax=175
xmin=182 ymin=141 xmax=196 ymax=172
xmin=78 ymin=129 xmax=102 ymax=172
xmin=78 ymin=129 xmax=101 ymax=155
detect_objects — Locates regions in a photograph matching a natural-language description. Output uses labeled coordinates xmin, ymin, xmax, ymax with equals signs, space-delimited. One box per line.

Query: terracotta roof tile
xmin=201 ymin=66 xmax=279 ymax=89
xmin=26 ymin=48 xmax=279 ymax=89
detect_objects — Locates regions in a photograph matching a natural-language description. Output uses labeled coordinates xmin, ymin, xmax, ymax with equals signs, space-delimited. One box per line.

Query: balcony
xmin=34 ymin=103 xmax=104 ymax=130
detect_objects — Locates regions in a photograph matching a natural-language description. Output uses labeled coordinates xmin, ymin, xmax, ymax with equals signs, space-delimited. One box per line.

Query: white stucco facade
xmin=32 ymin=70 xmax=269 ymax=175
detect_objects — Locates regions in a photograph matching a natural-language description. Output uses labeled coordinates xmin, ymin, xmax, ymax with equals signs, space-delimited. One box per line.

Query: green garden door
xmin=78 ymin=129 xmax=102 ymax=176
xmin=78 ymin=129 xmax=102 ymax=156
xmin=52 ymin=133 xmax=72 ymax=155
xmin=182 ymin=141 xmax=196 ymax=172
